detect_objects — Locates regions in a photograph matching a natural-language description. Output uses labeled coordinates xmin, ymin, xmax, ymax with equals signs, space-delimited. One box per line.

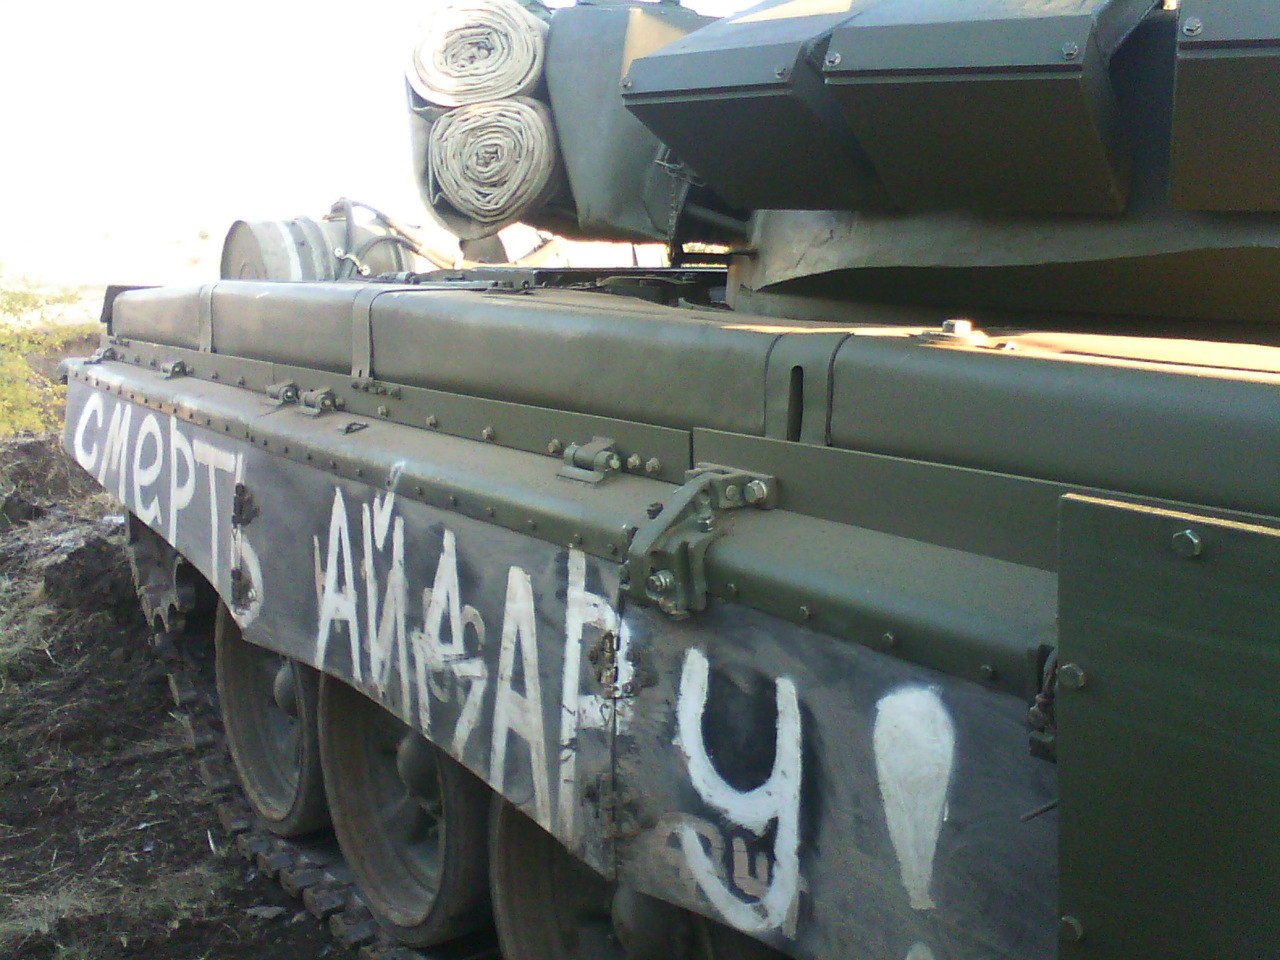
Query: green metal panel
xmin=1170 ymin=0 xmax=1280 ymax=212
xmin=1057 ymin=494 xmax=1280 ymax=958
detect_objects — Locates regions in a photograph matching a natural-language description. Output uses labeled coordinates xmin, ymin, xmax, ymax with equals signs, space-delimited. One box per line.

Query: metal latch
xmin=559 ymin=437 xmax=623 ymax=484
xmin=625 ymin=463 xmax=777 ymax=617
xmin=231 ymin=483 xmax=259 ymax=528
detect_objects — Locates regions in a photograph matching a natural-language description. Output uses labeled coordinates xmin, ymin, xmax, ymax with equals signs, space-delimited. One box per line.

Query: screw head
xmin=823 ymin=51 xmax=842 ymax=68
xmin=1061 ymin=40 xmax=1080 ymax=60
xmin=774 ymin=65 xmax=791 ymax=80
xmin=1058 ymin=662 xmax=1088 ymax=691
xmin=547 ymin=438 xmax=564 ymax=456
xmin=723 ymin=484 xmax=741 ymax=504
xmin=1183 ymin=16 xmax=1203 ymax=36
xmin=1171 ymin=528 xmax=1203 ymax=559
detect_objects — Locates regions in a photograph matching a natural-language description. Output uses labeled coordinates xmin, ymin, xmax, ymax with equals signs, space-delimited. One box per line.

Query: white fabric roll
xmin=428 ymin=96 xmax=558 ymax=229
xmin=409 ymin=0 xmax=548 ymax=108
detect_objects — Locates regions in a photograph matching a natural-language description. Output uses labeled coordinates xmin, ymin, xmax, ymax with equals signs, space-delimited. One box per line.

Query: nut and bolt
xmin=743 ymin=479 xmax=770 ymax=504
xmin=1171 ymin=528 xmax=1203 ymax=559
xmin=1183 ymin=16 xmax=1203 ymax=36
xmin=547 ymin=438 xmax=564 ymax=456
xmin=481 ymin=426 xmax=495 ymax=442
xmin=647 ymin=570 xmax=676 ymax=594
xmin=1058 ymin=663 xmax=1088 ymax=691
xmin=627 ymin=453 xmax=643 ymax=472
xmin=645 ymin=457 xmax=662 ymax=475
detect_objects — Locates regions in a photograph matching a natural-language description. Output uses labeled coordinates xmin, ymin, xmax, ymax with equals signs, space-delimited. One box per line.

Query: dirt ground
xmin=0 ymin=435 xmax=347 ymax=960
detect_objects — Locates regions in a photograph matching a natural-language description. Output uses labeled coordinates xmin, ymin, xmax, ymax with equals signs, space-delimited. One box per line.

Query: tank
xmin=62 ymin=1 xmax=1280 ymax=959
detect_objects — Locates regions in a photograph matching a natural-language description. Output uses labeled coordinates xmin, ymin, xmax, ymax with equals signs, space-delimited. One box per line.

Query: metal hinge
xmin=231 ymin=483 xmax=259 ymax=528
xmin=624 ymin=463 xmax=777 ymax=617
xmin=559 ymin=436 xmax=622 ymax=484
xmin=299 ymin=387 xmax=340 ymax=416
xmin=161 ymin=359 xmax=188 ymax=379
xmin=266 ymin=380 xmax=300 ymax=405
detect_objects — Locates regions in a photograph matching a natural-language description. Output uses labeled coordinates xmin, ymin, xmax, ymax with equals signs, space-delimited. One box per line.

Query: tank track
xmin=147 ymin=620 xmax=499 ymax=960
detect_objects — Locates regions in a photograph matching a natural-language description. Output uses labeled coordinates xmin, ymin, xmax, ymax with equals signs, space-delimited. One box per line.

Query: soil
xmin=0 ymin=435 xmax=349 ymax=960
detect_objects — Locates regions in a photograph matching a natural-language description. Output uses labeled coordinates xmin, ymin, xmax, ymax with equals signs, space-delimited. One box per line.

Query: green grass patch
xmin=0 ymin=278 xmax=100 ymax=436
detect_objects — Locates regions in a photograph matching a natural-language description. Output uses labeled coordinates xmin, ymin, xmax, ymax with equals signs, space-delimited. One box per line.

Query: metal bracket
xmin=231 ymin=483 xmax=259 ymax=528
xmin=161 ymin=359 xmax=188 ymax=379
xmin=559 ymin=437 xmax=622 ymax=484
xmin=624 ymin=463 xmax=777 ymax=617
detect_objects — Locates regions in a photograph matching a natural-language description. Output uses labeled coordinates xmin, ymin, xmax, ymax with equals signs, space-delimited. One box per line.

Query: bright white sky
xmin=0 ymin=0 xmax=753 ymax=285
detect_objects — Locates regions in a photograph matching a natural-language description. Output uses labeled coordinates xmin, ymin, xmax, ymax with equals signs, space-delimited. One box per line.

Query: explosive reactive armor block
xmin=821 ymin=0 xmax=1156 ymax=215
xmin=1170 ymin=0 xmax=1280 ymax=211
xmin=621 ymin=0 xmax=891 ymax=212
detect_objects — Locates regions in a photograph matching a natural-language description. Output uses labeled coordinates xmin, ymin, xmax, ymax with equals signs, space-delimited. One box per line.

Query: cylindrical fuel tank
xmin=220 ymin=216 xmax=411 ymax=281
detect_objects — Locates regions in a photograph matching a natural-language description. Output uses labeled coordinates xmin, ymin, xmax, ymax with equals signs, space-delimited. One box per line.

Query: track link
xmin=149 ymin=625 xmax=499 ymax=960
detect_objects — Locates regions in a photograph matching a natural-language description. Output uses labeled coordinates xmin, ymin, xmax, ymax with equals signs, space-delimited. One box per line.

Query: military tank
xmin=63 ymin=1 xmax=1280 ymax=958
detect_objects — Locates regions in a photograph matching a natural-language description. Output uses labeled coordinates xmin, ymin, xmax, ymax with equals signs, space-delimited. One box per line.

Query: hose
xmin=408 ymin=0 xmax=548 ymax=107
xmin=427 ymin=97 xmax=558 ymax=229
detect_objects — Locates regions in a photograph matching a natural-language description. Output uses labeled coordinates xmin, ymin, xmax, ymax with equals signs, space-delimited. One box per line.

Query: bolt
xmin=1183 ymin=16 xmax=1203 ymax=36
xmin=646 ymin=502 xmax=664 ymax=519
xmin=426 ymin=415 xmax=438 ymax=428
xmin=881 ymin=631 xmax=897 ymax=649
xmin=1059 ymin=915 xmax=1085 ymax=943
xmin=980 ymin=664 xmax=998 ymax=683
xmin=645 ymin=457 xmax=662 ymax=475
xmin=571 ymin=533 xmax=583 ymax=547
xmin=824 ymin=51 xmax=842 ymax=68
xmin=774 ymin=65 xmax=790 ymax=80
xmin=485 ymin=506 xmax=495 ymax=517
xmin=620 ymin=76 xmax=633 ymax=89
xmin=941 ymin=318 xmax=974 ymax=336
xmin=1058 ymin=663 xmax=1088 ymax=691
xmin=627 ymin=453 xmax=643 ymax=472
xmin=547 ymin=438 xmax=564 ymax=456
xmin=377 ymin=405 xmax=389 ymax=417
xmin=725 ymin=582 xmax=738 ymax=598
xmin=743 ymin=479 xmax=770 ymax=504
xmin=414 ymin=485 xmax=424 ymax=496
xmin=723 ymin=484 xmax=741 ymax=504
xmin=1061 ymin=40 xmax=1079 ymax=60
xmin=799 ymin=605 xmax=812 ymax=621
xmin=698 ymin=515 xmax=716 ymax=532
xmin=647 ymin=570 xmax=676 ymax=594
xmin=527 ymin=519 xmax=538 ymax=531
xmin=448 ymin=494 xmax=458 ymax=507
xmin=622 ymin=523 xmax=639 ymax=543
xmin=481 ymin=426 xmax=495 ymax=442
xmin=1171 ymin=528 xmax=1203 ymax=559
xmin=605 ymin=454 xmax=622 ymax=472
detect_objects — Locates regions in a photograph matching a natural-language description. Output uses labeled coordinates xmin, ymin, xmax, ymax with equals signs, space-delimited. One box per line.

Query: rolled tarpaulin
xmin=408 ymin=0 xmax=548 ymax=107
xmin=427 ymin=96 xmax=559 ymax=233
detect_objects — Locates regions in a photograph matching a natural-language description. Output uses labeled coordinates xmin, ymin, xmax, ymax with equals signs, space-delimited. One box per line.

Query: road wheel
xmin=318 ymin=676 xmax=489 ymax=946
xmin=489 ymin=797 xmax=785 ymax=960
xmin=215 ymin=604 xmax=329 ymax=836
